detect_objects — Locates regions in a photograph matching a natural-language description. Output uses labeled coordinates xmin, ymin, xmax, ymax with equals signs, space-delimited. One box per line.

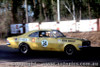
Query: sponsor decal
xmin=62 ymin=40 xmax=67 ymax=42
xmin=62 ymin=40 xmax=75 ymax=42
xmin=58 ymin=39 xmax=61 ymax=42
xmin=19 ymin=38 xmax=29 ymax=42
xmin=68 ymin=40 xmax=75 ymax=42
xmin=32 ymin=38 xmax=35 ymax=42
xmin=41 ymin=40 xmax=48 ymax=47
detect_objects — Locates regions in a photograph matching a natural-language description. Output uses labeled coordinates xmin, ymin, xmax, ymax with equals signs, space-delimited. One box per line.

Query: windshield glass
xmin=51 ymin=30 xmax=66 ymax=38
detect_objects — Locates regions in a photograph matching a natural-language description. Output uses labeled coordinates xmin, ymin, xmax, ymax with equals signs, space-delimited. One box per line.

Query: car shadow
xmin=0 ymin=45 xmax=100 ymax=63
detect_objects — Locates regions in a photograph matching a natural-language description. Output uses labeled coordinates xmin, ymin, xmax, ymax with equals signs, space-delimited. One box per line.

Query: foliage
xmin=3 ymin=0 xmax=100 ymax=23
xmin=0 ymin=0 xmax=100 ymax=38
xmin=0 ymin=0 xmax=13 ymax=38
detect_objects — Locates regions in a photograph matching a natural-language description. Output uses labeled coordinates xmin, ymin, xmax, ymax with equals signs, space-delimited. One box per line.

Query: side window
xmin=39 ymin=31 xmax=46 ymax=37
xmin=51 ymin=30 xmax=65 ymax=38
xmin=39 ymin=31 xmax=50 ymax=37
xmin=29 ymin=32 xmax=39 ymax=37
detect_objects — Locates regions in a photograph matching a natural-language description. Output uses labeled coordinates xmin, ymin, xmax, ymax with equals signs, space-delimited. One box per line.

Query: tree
xmin=0 ymin=0 xmax=13 ymax=38
xmin=12 ymin=0 xmax=25 ymax=23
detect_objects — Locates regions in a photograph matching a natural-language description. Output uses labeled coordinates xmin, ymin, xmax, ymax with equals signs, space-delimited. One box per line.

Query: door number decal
xmin=41 ymin=40 xmax=48 ymax=47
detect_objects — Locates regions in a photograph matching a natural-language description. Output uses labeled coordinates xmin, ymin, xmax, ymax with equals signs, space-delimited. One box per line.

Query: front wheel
xmin=19 ymin=43 xmax=30 ymax=54
xmin=64 ymin=45 xmax=77 ymax=56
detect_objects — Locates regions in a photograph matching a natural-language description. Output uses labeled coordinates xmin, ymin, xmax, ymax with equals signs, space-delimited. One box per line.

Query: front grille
xmin=82 ymin=41 xmax=91 ymax=46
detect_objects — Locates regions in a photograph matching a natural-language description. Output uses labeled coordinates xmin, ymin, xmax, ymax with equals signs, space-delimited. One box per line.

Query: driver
xmin=46 ymin=32 xmax=50 ymax=37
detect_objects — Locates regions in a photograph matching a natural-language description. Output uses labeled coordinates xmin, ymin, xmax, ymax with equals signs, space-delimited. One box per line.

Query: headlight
xmin=82 ymin=41 xmax=91 ymax=46
xmin=6 ymin=39 xmax=10 ymax=45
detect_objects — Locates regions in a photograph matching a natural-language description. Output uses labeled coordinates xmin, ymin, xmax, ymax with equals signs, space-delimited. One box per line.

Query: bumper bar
xmin=6 ymin=43 xmax=10 ymax=45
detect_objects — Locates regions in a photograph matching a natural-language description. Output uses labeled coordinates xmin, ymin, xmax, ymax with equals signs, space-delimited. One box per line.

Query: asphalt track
xmin=0 ymin=45 xmax=100 ymax=66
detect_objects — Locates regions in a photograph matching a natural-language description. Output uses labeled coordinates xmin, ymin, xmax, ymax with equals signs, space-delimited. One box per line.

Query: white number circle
xmin=41 ymin=40 xmax=48 ymax=47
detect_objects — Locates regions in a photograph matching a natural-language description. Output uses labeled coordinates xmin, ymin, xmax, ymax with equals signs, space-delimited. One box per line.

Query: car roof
xmin=29 ymin=29 xmax=57 ymax=32
xmin=22 ymin=29 xmax=58 ymax=36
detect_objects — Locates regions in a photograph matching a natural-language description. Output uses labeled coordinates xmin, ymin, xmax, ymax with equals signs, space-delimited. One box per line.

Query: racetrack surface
xmin=0 ymin=45 xmax=100 ymax=66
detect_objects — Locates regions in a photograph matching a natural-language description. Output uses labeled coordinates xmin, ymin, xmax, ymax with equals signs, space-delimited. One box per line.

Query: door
xmin=28 ymin=31 xmax=42 ymax=50
xmin=37 ymin=31 xmax=63 ymax=51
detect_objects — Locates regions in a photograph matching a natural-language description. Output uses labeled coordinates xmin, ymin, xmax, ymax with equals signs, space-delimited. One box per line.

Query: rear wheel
xmin=19 ymin=43 xmax=30 ymax=54
xmin=64 ymin=45 xmax=77 ymax=56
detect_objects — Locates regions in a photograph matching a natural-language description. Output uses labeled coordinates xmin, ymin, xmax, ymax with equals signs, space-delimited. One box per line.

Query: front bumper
xmin=79 ymin=46 xmax=91 ymax=48
xmin=79 ymin=40 xmax=91 ymax=49
xmin=79 ymin=46 xmax=91 ymax=51
xmin=6 ymin=43 xmax=10 ymax=45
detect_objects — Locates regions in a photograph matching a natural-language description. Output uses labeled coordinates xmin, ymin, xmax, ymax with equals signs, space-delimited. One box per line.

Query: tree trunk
xmin=38 ymin=0 xmax=43 ymax=22
xmin=79 ymin=0 xmax=81 ymax=21
xmin=88 ymin=3 xmax=91 ymax=19
xmin=72 ymin=0 xmax=75 ymax=20
xmin=51 ymin=0 xmax=56 ymax=21
xmin=42 ymin=1 xmax=47 ymax=21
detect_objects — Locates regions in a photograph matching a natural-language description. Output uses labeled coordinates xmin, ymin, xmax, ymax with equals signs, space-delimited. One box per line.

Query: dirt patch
xmin=64 ymin=31 xmax=100 ymax=47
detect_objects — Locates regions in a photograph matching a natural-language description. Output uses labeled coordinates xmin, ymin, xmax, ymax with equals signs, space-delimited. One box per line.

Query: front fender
xmin=7 ymin=38 xmax=19 ymax=49
xmin=63 ymin=43 xmax=81 ymax=51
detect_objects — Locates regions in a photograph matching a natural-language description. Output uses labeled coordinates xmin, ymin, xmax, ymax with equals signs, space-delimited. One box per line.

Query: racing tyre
xmin=19 ymin=43 xmax=30 ymax=54
xmin=64 ymin=45 xmax=77 ymax=56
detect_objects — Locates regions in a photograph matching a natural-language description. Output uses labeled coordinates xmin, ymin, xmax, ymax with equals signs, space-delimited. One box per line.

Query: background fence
xmin=10 ymin=19 xmax=100 ymax=34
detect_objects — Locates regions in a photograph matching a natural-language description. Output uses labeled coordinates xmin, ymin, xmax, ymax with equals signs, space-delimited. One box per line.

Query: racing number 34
xmin=41 ymin=40 xmax=48 ymax=47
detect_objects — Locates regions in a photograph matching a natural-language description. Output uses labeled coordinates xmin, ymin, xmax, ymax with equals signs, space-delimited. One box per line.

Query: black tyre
xmin=64 ymin=45 xmax=77 ymax=56
xmin=19 ymin=43 xmax=30 ymax=54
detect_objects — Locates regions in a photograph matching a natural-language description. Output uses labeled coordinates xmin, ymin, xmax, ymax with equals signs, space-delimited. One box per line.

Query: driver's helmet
xmin=41 ymin=32 xmax=46 ymax=36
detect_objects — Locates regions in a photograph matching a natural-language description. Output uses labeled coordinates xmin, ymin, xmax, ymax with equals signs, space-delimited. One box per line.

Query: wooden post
xmin=97 ymin=18 xmax=100 ymax=31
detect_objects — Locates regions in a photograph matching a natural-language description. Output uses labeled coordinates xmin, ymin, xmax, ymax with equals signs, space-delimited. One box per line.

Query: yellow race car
xmin=7 ymin=29 xmax=91 ymax=56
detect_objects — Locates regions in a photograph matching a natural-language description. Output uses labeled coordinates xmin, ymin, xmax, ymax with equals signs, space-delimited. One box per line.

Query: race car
xmin=7 ymin=29 xmax=91 ymax=56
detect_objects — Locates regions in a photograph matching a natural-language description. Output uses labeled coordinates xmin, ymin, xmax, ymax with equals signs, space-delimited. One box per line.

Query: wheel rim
xmin=20 ymin=45 xmax=28 ymax=54
xmin=66 ymin=47 xmax=74 ymax=55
